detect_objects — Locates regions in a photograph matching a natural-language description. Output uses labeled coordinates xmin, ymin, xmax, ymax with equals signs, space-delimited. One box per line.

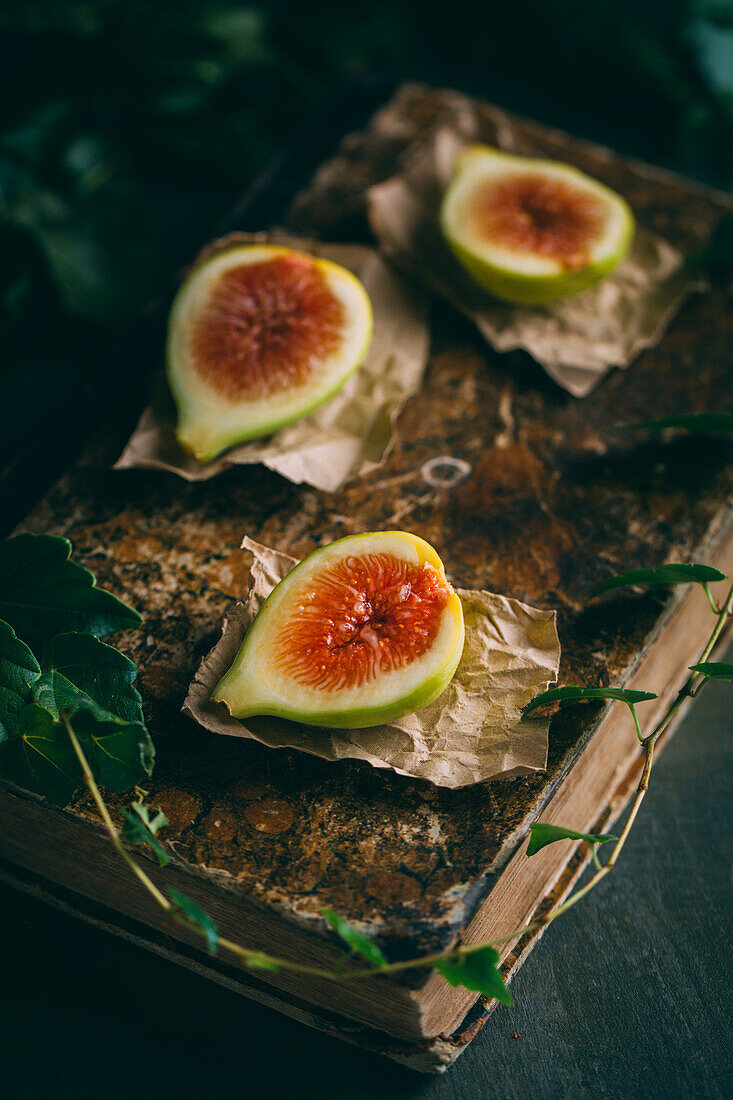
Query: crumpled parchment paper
xmin=183 ymin=537 xmax=561 ymax=789
xmin=367 ymin=119 xmax=698 ymax=397
xmin=115 ymin=234 xmax=430 ymax=492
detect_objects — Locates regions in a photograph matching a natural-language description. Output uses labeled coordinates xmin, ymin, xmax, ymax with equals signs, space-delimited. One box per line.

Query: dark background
xmin=1 ymin=3 xmax=732 ymax=1097
xmin=1 ymin=0 xmax=731 ymax=501
xmin=1 ymin=0 xmax=731 ymax=342
xmin=2 ymin=0 xmax=732 ymax=514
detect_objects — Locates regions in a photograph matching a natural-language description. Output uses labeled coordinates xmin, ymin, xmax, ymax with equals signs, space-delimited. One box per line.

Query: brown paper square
xmin=115 ymin=234 xmax=430 ymax=492
xmin=367 ymin=119 xmax=698 ymax=397
xmin=183 ymin=538 xmax=561 ymax=789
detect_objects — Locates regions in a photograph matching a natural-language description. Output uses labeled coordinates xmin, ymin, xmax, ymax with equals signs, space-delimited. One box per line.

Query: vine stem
xmin=62 ymin=714 xmax=339 ymax=979
xmin=702 ymin=582 xmax=719 ymax=615
xmin=63 ymin=581 xmax=733 ymax=987
xmin=62 ymin=715 xmax=172 ymax=912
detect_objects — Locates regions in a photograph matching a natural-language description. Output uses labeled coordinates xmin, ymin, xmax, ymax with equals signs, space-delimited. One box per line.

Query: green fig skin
xmin=440 ymin=145 xmax=635 ymax=305
xmin=216 ymin=651 xmax=464 ymax=730
xmin=212 ymin=532 xmax=466 ymax=730
xmin=167 ymin=244 xmax=374 ymax=463
xmin=173 ymin=348 xmax=372 ymax=465
xmin=445 ymin=231 xmax=634 ymax=306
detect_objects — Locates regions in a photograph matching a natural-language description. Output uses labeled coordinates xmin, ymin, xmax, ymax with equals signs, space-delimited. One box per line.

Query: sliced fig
xmin=440 ymin=145 xmax=634 ymax=304
xmin=167 ymin=244 xmax=373 ymax=461
xmin=213 ymin=532 xmax=465 ymax=729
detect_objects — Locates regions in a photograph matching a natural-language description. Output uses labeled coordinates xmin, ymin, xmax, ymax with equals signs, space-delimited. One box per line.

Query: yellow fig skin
xmin=440 ymin=145 xmax=635 ymax=305
xmin=213 ymin=532 xmax=465 ymax=730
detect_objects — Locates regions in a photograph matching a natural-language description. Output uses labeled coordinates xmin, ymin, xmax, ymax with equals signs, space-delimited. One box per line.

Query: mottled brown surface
xmin=16 ymin=85 xmax=733 ymax=951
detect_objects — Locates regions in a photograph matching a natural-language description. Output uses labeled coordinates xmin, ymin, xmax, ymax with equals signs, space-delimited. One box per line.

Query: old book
xmin=1 ymin=85 xmax=732 ymax=1073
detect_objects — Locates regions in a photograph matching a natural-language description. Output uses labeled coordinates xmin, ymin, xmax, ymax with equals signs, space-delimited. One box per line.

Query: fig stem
xmin=62 ymin=582 xmax=733 ymax=993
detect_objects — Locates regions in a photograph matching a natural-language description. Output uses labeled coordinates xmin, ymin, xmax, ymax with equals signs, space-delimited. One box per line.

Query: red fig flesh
xmin=167 ymin=245 xmax=373 ymax=462
xmin=440 ymin=145 xmax=634 ymax=304
xmin=189 ymin=253 xmax=346 ymax=401
xmin=213 ymin=532 xmax=465 ymax=729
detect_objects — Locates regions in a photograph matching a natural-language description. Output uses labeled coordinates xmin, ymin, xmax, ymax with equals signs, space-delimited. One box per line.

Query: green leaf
xmin=591 ymin=563 xmax=726 ymax=600
xmin=29 ymin=635 xmax=153 ymax=795
xmin=321 ymin=908 xmax=388 ymax=969
xmin=70 ymin=705 xmax=154 ymax=793
xmin=522 ymin=686 xmax=657 ymax=718
xmin=0 ymin=533 xmax=142 ymax=650
xmin=527 ymin=823 xmax=618 ymax=857
xmin=0 ymin=627 xmax=152 ymax=806
xmin=33 ymin=632 xmax=144 ymax=725
xmin=130 ymin=798 xmax=168 ymax=836
xmin=614 ymin=412 xmax=733 ymax=435
xmin=0 ymin=619 xmax=40 ymax=740
xmin=167 ymin=888 xmax=219 ymax=955
xmin=434 ymin=946 xmax=513 ymax=1006
xmin=0 ymin=698 xmax=153 ymax=805
xmin=0 ymin=702 xmax=82 ymax=805
xmin=689 ymin=661 xmax=733 ymax=680
xmin=121 ymin=799 xmax=170 ymax=866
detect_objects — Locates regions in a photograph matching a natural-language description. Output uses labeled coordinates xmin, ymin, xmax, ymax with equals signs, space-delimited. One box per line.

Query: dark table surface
xmin=2 ymin=638 xmax=731 ymax=1100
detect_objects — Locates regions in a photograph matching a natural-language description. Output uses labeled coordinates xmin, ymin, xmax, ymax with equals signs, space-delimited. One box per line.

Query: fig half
xmin=167 ymin=244 xmax=373 ymax=462
xmin=213 ymin=532 xmax=465 ymax=729
xmin=440 ymin=145 xmax=634 ymax=304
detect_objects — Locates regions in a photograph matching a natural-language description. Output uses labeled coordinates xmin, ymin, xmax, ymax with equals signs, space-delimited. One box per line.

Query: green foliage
xmin=121 ymin=799 xmax=170 ymax=866
xmin=167 ymin=888 xmax=219 ymax=955
xmin=34 ymin=632 xmax=144 ymax=725
xmin=0 ymin=534 xmax=141 ymax=650
xmin=527 ymin=823 xmax=618 ymax=857
xmin=0 ymin=620 xmax=40 ymax=739
xmin=0 ymin=0 xmax=729 ymax=345
xmin=522 ymin=686 xmax=657 ymax=718
xmin=434 ymin=946 xmax=513 ymax=1005
xmin=0 ymin=701 xmax=83 ymax=805
xmin=322 ymin=908 xmax=387 ymax=969
xmin=0 ymin=1 xmax=311 ymax=329
xmin=0 ymin=534 xmax=151 ymax=805
xmin=64 ymin=706 xmax=153 ymax=793
xmin=591 ymin=563 xmax=727 ymax=600
xmin=689 ymin=661 xmax=733 ymax=680
xmin=0 ymin=695 xmax=153 ymax=805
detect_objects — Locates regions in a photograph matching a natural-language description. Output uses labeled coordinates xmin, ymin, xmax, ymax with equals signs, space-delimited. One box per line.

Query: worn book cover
xmin=1 ymin=85 xmax=732 ymax=1071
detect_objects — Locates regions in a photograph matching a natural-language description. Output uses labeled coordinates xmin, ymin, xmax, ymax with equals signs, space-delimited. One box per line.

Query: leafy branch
xmin=22 ymin=542 xmax=729 ymax=1007
xmin=121 ymin=799 xmax=170 ymax=867
xmin=522 ymin=685 xmax=657 ymax=742
xmin=589 ymin=562 xmax=727 ymax=616
xmin=0 ymin=534 xmax=153 ymax=804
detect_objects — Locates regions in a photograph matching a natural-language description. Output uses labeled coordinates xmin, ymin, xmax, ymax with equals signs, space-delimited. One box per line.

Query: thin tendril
xmin=62 ymin=581 xmax=733 ymax=988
